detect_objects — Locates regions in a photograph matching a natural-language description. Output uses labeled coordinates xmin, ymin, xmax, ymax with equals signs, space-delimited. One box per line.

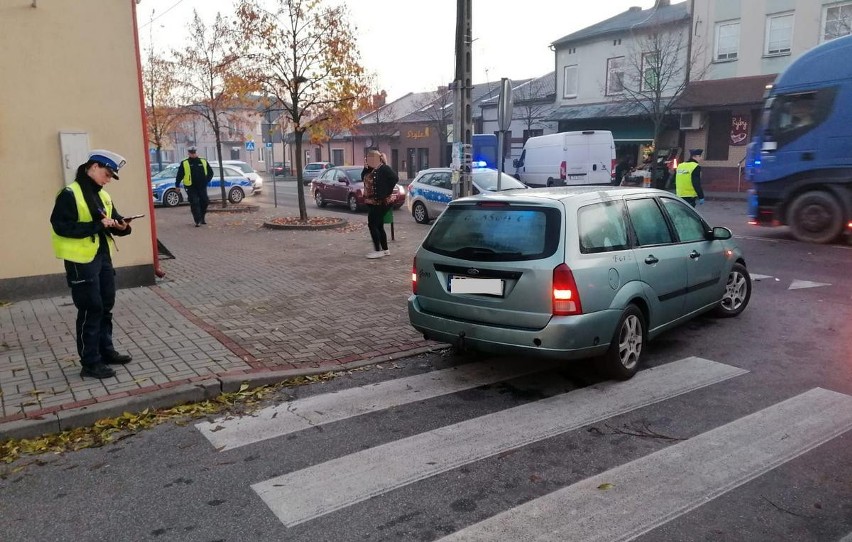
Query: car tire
xmin=713 ymin=262 xmax=751 ymax=318
xmin=315 ymin=191 xmax=326 ymax=207
xmin=228 ymin=187 xmax=245 ymax=204
xmin=412 ymin=202 xmax=430 ymax=224
xmin=348 ymin=195 xmax=358 ymax=212
xmin=546 ymin=178 xmax=555 ymax=187
xmin=598 ymin=304 xmax=644 ymax=381
xmin=787 ymin=191 xmax=844 ymax=244
xmin=163 ymin=188 xmax=181 ymax=208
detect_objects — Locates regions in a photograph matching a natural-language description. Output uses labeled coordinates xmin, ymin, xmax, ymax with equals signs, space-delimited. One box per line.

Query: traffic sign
xmin=245 ymin=141 xmax=256 ymax=151
xmin=265 ymin=142 xmax=272 ymax=149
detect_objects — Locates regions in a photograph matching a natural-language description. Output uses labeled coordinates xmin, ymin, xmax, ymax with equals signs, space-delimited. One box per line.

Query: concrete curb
xmin=0 ymin=345 xmax=441 ymax=442
xmin=262 ymin=218 xmax=348 ymax=231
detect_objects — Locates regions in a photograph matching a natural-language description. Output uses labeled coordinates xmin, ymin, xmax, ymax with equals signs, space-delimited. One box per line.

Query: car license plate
xmin=450 ymin=276 xmax=504 ymax=296
xmin=568 ymin=175 xmax=585 ymax=180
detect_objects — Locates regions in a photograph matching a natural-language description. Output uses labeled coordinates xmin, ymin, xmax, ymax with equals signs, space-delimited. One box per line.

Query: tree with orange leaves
xmin=235 ymin=0 xmax=370 ymax=222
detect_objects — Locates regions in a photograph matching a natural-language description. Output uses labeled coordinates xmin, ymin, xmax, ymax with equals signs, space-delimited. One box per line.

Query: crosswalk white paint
xmin=749 ymin=273 xmax=775 ymax=281
xmin=197 ymin=360 xmax=561 ymax=451
xmin=439 ymin=387 xmax=852 ymax=542
xmin=788 ymin=279 xmax=831 ymax=290
xmin=252 ymin=357 xmax=747 ymax=527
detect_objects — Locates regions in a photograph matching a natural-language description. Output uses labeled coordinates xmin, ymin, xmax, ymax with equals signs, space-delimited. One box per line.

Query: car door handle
xmin=644 ymin=255 xmax=659 ymax=265
xmin=689 ymin=250 xmax=701 ymax=259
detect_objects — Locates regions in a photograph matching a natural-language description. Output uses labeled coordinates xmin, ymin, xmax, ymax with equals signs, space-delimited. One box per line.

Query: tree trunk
xmin=294 ymin=130 xmax=308 ymax=221
xmin=212 ymin=113 xmax=228 ymax=207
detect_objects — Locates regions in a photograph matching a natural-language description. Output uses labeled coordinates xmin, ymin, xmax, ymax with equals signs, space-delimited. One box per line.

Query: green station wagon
xmin=408 ymin=187 xmax=751 ymax=380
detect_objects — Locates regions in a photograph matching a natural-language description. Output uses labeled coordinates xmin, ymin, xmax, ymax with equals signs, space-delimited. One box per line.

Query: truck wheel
xmin=788 ymin=191 xmax=844 ymax=244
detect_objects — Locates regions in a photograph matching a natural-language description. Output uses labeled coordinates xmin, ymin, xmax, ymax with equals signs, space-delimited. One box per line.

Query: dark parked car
xmin=311 ymin=166 xmax=405 ymax=212
xmin=271 ymin=161 xmax=290 ymax=176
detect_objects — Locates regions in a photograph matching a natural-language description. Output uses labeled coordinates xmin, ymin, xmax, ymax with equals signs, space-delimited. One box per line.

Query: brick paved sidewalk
xmin=0 ymin=200 xmax=436 ymax=437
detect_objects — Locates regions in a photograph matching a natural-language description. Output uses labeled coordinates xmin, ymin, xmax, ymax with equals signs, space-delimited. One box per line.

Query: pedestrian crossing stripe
xmin=196 ymin=359 xmax=564 ymax=451
xmin=788 ymin=279 xmax=831 ymax=290
xmin=438 ymin=387 xmax=852 ymax=542
xmin=251 ymin=357 xmax=747 ymax=527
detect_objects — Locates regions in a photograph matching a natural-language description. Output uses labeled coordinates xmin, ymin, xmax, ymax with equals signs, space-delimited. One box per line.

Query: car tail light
xmin=411 ymin=257 xmax=418 ymax=294
xmin=553 ymin=263 xmax=582 ymax=315
xmin=610 ymin=158 xmax=617 ymax=182
xmin=559 ymin=161 xmax=567 ymax=181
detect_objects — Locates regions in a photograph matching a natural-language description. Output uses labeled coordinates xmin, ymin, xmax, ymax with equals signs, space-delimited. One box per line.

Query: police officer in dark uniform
xmin=50 ymin=150 xmax=136 ymax=379
xmin=175 ymin=146 xmax=214 ymax=226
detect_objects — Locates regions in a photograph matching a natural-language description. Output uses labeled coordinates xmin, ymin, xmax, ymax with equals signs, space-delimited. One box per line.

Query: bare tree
xmin=172 ymin=10 xmax=251 ymax=206
xmin=612 ymin=19 xmax=707 ymax=154
xmin=411 ymin=87 xmax=453 ymax=166
xmin=235 ymin=0 xmax=370 ymax=221
xmin=357 ymin=89 xmax=400 ymax=151
xmin=512 ymin=78 xmax=555 ymax=143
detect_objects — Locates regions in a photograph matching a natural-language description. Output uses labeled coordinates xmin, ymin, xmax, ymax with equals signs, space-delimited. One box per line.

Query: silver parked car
xmin=408 ymin=187 xmax=751 ymax=380
xmin=301 ymin=161 xmax=334 ymax=185
xmin=405 ymin=167 xmax=527 ymax=224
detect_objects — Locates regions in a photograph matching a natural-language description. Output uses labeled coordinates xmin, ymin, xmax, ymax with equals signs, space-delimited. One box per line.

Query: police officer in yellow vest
xmin=675 ymin=148 xmax=706 ymax=207
xmin=175 ymin=146 xmax=214 ymax=226
xmin=50 ymin=150 xmax=136 ymax=379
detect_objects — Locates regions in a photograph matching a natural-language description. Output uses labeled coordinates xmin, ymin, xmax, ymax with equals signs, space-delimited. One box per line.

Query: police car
xmin=151 ymin=164 xmax=255 ymax=207
xmin=405 ymin=166 xmax=528 ymax=224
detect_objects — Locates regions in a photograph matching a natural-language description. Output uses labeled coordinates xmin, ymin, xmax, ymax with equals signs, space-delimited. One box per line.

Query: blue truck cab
xmin=746 ymin=35 xmax=852 ymax=243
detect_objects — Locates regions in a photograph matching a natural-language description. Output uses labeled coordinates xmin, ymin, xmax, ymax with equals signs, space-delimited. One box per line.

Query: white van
xmin=513 ymin=130 xmax=616 ymax=187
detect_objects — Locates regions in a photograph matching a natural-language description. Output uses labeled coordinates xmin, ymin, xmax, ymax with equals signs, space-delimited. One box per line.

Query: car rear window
xmin=306 ymin=163 xmax=325 ymax=170
xmin=422 ymin=203 xmax=561 ymax=261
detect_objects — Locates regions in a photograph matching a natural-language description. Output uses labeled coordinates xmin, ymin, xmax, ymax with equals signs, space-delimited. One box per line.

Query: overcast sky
xmin=137 ymin=0 xmax=658 ymax=101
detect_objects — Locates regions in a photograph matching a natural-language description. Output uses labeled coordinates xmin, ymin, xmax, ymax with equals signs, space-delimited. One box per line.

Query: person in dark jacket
xmin=175 ymin=146 xmax=214 ymax=226
xmin=50 ymin=150 xmax=136 ymax=379
xmin=361 ymin=149 xmax=399 ymax=259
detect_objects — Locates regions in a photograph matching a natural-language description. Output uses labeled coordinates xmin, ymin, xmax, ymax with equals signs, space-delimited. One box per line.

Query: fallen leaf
xmin=598 ymin=483 xmax=615 ymax=490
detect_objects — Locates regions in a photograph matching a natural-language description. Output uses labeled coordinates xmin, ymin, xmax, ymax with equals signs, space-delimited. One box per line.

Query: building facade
xmin=0 ymin=0 xmax=156 ymax=301
xmin=547 ymin=1 xmax=690 ymax=170
xmin=675 ymin=0 xmax=845 ymax=187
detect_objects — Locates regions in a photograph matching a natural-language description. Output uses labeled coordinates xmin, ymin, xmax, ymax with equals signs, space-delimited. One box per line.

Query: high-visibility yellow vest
xmin=181 ymin=158 xmax=209 ymax=187
xmin=675 ymin=161 xmax=699 ymax=198
xmin=51 ymin=182 xmax=114 ymax=263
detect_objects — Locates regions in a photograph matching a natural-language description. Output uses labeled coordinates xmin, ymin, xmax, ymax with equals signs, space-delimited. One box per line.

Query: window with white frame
xmin=563 ymin=65 xmax=578 ymax=98
xmin=823 ymin=2 xmax=852 ymax=42
xmin=765 ymin=12 xmax=793 ymax=55
xmin=606 ymin=57 xmax=624 ymax=95
xmin=715 ymin=21 xmax=740 ymax=61
xmin=641 ymin=52 xmax=659 ymax=91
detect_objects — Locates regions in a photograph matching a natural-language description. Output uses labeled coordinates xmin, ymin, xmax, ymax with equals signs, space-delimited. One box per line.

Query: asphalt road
xmin=1 ymin=192 xmax=850 ymax=542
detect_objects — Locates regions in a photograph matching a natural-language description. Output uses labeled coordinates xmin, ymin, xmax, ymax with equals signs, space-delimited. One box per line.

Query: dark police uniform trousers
xmin=64 ymin=250 xmax=117 ymax=367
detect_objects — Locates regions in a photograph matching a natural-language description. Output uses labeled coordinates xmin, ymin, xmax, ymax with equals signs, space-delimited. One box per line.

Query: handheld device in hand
xmin=124 ymin=214 xmax=145 ymax=220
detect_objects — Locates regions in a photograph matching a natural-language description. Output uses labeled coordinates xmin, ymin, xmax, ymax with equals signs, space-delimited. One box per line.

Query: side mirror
xmin=709 ymin=226 xmax=733 ymax=240
xmin=512 ymin=159 xmax=519 ymax=168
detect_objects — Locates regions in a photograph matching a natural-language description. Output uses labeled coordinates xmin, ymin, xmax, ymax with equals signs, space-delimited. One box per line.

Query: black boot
xmin=102 ymin=351 xmax=132 ymax=365
xmin=80 ymin=364 xmax=116 ymax=379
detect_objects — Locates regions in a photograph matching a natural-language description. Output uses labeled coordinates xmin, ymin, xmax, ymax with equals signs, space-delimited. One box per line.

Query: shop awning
xmin=673 ymin=74 xmax=777 ymax=110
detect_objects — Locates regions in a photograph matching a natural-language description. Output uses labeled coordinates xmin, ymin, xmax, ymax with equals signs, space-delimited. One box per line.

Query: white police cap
xmin=88 ymin=149 xmax=126 ymax=180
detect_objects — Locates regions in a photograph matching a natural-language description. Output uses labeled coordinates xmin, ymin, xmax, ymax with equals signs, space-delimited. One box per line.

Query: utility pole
xmin=452 ymin=0 xmax=472 ymax=198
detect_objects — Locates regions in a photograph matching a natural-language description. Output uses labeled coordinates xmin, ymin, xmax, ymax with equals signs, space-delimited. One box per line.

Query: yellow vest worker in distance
xmin=175 ymin=146 xmax=214 ymax=226
xmin=50 ymin=150 xmax=137 ymax=380
xmin=675 ymin=148 xmax=705 ymax=207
